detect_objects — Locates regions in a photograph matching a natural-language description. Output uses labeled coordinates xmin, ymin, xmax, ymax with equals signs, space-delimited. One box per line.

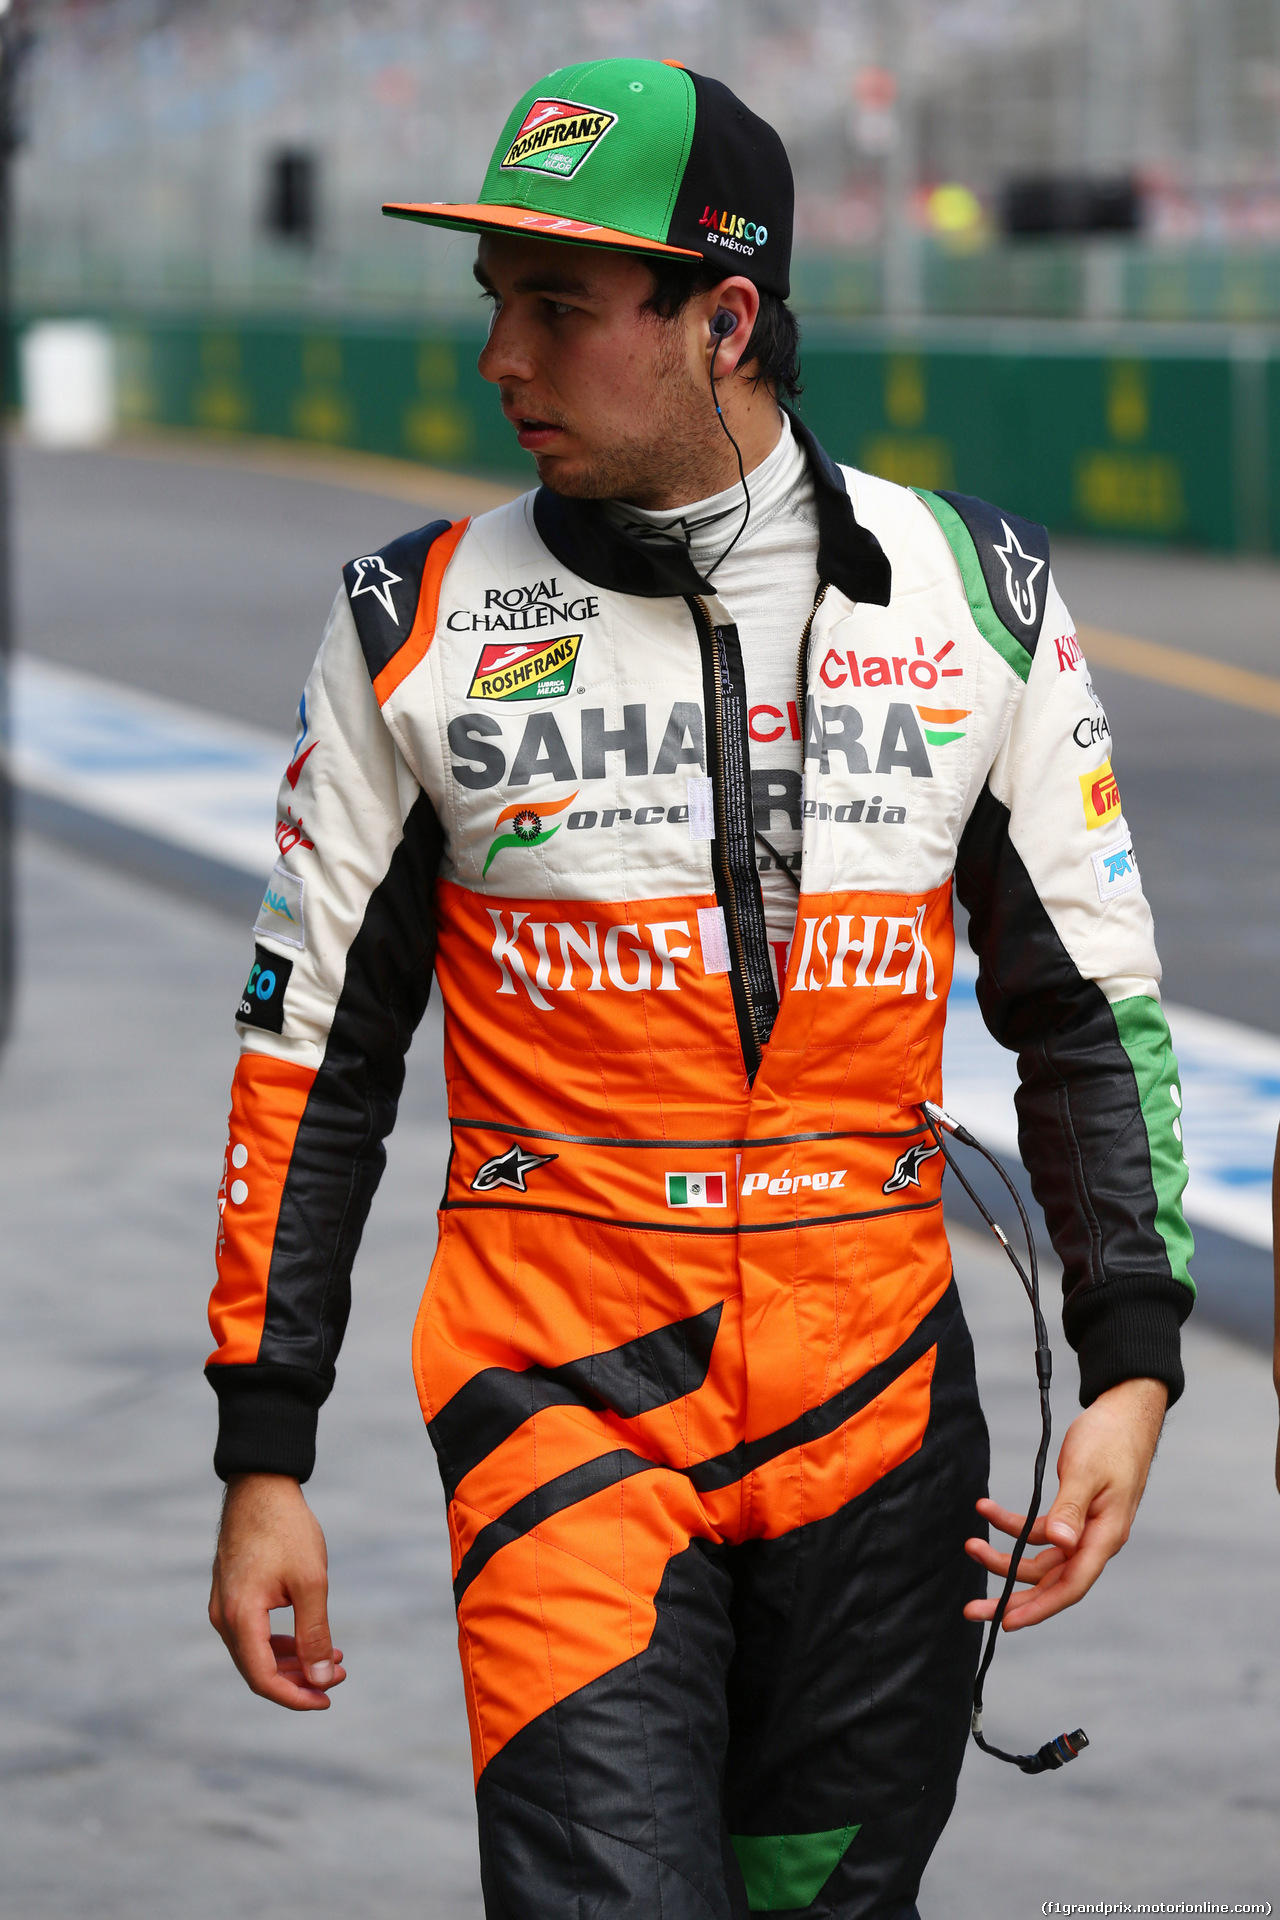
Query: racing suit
xmin=208 ymin=411 xmax=1194 ymax=1918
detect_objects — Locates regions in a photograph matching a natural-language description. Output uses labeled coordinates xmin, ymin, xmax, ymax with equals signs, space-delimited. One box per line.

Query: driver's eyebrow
xmin=473 ymin=258 xmax=596 ymax=298
xmin=512 ymin=272 xmax=594 ymax=297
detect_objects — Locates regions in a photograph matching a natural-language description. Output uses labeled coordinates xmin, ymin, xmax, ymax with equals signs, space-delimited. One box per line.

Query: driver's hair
xmin=641 ymin=259 xmax=803 ymax=402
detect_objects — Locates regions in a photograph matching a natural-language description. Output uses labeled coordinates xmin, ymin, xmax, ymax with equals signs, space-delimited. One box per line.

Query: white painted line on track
xmin=944 ymin=952 xmax=1276 ymax=1253
xmin=10 ymin=655 xmax=285 ymax=878
xmin=1125 ymin=1002 xmax=1278 ymax=1252
xmin=11 ymin=654 xmax=1273 ymax=1254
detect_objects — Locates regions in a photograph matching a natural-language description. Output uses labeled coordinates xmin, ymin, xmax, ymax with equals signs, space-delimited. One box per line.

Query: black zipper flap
xmin=690 ymin=598 xmax=779 ymax=1077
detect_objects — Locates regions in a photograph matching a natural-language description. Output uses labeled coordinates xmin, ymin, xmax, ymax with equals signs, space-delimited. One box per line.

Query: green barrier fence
xmin=64 ymin=310 xmax=1280 ymax=552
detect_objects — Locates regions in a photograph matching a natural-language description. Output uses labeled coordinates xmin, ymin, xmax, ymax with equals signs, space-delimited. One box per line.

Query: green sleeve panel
xmin=1110 ymin=995 xmax=1196 ymax=1296
xmin=730 ymin=1826 xmax=860 ymax=1911
xmin=913 ymin=489 xmax=1034 ymax=684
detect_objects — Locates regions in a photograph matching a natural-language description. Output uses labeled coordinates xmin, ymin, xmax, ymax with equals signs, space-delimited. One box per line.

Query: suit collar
xmin=532 ymin=406 xmax=892 ymax=608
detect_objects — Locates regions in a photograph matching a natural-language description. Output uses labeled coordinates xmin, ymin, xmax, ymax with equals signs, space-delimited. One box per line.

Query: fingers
xmin=269 ymin=1634 xmax=345 ymax=1667
xmin=962 ymin=1542 xmax=1067 ymax=1620
xmin=967 ymin=1383 xmax=1168 ymax=1633
xmin=963 ymin=1508 xmax=1130 ymax=1630
xmin=972 ymin=1497 xmax=1052 ymax=1547
xmin=237 ymin=1603 xmax=328 ymax=1708
xmin=291 ymin=1574 xmax=337 ymax=1690
xmin=989 ymin=1533 xmax=1113 ymax=1630
xmin=964 ymin=1537 xmax=1066 ymax=1586
xmin=267 ymin=1635 xmax=347 ymax=1695
xmin=216 ymin=1600 xmax=341 ymax=1711
xmin=208 ymin=1475 xmax=343 ymax=1712
xmin=216 ymin=1606 xmax=343 ymax=1710
xmin=1042 ymin=1485 xmax=1087 ymax=1553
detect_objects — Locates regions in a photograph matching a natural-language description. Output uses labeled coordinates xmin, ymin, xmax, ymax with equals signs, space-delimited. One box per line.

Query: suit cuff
xmin=1063 ymin=1275 xmax=1191 ymax=1408
xmin=206 ymin=1363 xmax=328 ymax=1482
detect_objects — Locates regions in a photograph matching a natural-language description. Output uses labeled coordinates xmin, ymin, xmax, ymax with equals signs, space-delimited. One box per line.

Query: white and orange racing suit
xmin=207 ymin=412 xmax=1193 ymax=1918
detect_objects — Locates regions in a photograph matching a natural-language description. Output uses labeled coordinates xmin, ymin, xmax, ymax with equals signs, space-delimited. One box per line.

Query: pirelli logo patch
xmin=469 ymin=633 xmax=582 ymax=702
xmin=500 ymin=99 xmax=618 ymax=179
xmin=1079 ymin=757 xmax=1123 ymax=831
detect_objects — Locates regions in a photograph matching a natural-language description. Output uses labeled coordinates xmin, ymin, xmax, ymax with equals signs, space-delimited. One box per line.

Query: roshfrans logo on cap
xmin=501 ymin=98 xmax=618 ymax=179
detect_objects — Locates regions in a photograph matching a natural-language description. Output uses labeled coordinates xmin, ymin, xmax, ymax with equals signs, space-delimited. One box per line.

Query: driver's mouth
xmin=512 ymin=416 xmax=566 ymax=449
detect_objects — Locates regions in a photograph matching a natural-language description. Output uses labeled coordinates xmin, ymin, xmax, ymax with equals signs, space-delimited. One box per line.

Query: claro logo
xmin=486 ymin=907 xmax=940 ymax=1007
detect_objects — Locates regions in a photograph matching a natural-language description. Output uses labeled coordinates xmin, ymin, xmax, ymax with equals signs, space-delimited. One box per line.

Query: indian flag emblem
xmin=666 ymin=1172 xmax=727 ymax=1209
xmin=916 ymin=705 xmax=970 ymax=746
xmin=482 ymin=790 xmax=578 ymax=877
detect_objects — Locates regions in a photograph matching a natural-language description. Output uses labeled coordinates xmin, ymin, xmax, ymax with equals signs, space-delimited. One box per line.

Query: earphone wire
xmin=703 ymin=331 xmax=751 ymax=582
xmin=921 ymin=1102 xmax=1087 ymax=1777
xmin=754 ymin=829 xmax=800 ymax=891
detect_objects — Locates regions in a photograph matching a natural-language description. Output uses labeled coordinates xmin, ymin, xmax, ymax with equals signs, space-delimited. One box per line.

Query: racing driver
xmin=206 ymin=57 xmax=1194 ymax=1920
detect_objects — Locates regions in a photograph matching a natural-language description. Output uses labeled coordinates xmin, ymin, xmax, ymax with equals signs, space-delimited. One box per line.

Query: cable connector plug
xmin=1020 ymin=1729 xmax=1089 ymax=1774
xmin=922 ymin=1099 xmax=979 ymax=1149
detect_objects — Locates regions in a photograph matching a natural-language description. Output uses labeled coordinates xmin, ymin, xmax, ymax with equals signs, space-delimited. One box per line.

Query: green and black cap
xmin=384 ymin=57 xmax=794 ymax=298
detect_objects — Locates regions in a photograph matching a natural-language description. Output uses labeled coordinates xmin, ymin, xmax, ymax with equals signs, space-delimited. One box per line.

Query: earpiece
xmin=704 ymin=308 xmax=749 ymax=580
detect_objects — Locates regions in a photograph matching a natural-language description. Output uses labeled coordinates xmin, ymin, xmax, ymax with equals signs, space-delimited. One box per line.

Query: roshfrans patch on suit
xmin=469 ymin=633 xmax=583 ymax=702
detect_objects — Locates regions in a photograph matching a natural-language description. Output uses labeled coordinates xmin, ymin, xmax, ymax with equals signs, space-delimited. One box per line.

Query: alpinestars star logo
xmin=349 ymin=554 xmax=403 ymax=623
xmin=470 ymin=1141 xmax=558 ymax=1193
xmin=992 ymin=520 xmax=1046 ymax=628
xmin=882 ymin=1140 xmax=941 ymax=1193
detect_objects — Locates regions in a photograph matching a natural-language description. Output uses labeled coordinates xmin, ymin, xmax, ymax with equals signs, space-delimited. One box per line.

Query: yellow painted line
xmin=1077 ymin=623 xmax=1280 ymax=717
xmin=34 ymin=433 xmax=1280 ymax=717
xmin=101 ymin=425 xmax=525 ymax=514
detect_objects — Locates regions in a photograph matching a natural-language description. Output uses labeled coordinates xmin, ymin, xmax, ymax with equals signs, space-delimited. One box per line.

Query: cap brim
xmin=383 ymin=201 xmax=704 ymax=261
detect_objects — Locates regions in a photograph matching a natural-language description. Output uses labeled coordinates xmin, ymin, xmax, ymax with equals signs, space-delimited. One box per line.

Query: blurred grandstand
xmin=19 ymin=0 xmax=1280 ymax=324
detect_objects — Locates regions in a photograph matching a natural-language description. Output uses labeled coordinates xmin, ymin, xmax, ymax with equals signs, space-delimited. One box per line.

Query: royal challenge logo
xmin=469 ymin=634 xmax=583 ymax=703
xmin=500 ymin=99 xmax=618 ymax=179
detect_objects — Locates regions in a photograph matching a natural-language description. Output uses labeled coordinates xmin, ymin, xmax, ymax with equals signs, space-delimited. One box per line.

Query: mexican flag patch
xmin=666 ymin=1172 xmax=727 ymax=1209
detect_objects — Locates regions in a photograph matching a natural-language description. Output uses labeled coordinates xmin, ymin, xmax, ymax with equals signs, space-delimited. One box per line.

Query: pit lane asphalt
xmin=1 ymin=832 xmax=1277 ymax=1917
xmin=15 ymin=435 xmax=1280 ymax=1032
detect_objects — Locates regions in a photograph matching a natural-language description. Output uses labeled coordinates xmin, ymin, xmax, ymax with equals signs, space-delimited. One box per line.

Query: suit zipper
xmin=694 ymin=595 xmax=763 ymax=1071
xmin=795 ymin=582 xmax=830 ymax=720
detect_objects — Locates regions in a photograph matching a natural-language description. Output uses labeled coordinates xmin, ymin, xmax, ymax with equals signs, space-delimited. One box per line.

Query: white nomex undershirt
xmin=607 ymin=413 xmax=818 ymax=989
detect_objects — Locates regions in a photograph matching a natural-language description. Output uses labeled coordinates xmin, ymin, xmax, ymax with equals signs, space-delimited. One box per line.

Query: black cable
xmin=754 ymin=830 xmax=800 ymax=890
xmin=703 ymin=331 xmax=751 ymax=581
xmin=921 ymin=1099 xmax=1089 ymax=1778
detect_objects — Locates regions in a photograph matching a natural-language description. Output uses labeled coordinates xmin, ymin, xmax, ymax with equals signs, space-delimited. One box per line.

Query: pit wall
xmin=56 ymin=310 xmax=1280 ymax=551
